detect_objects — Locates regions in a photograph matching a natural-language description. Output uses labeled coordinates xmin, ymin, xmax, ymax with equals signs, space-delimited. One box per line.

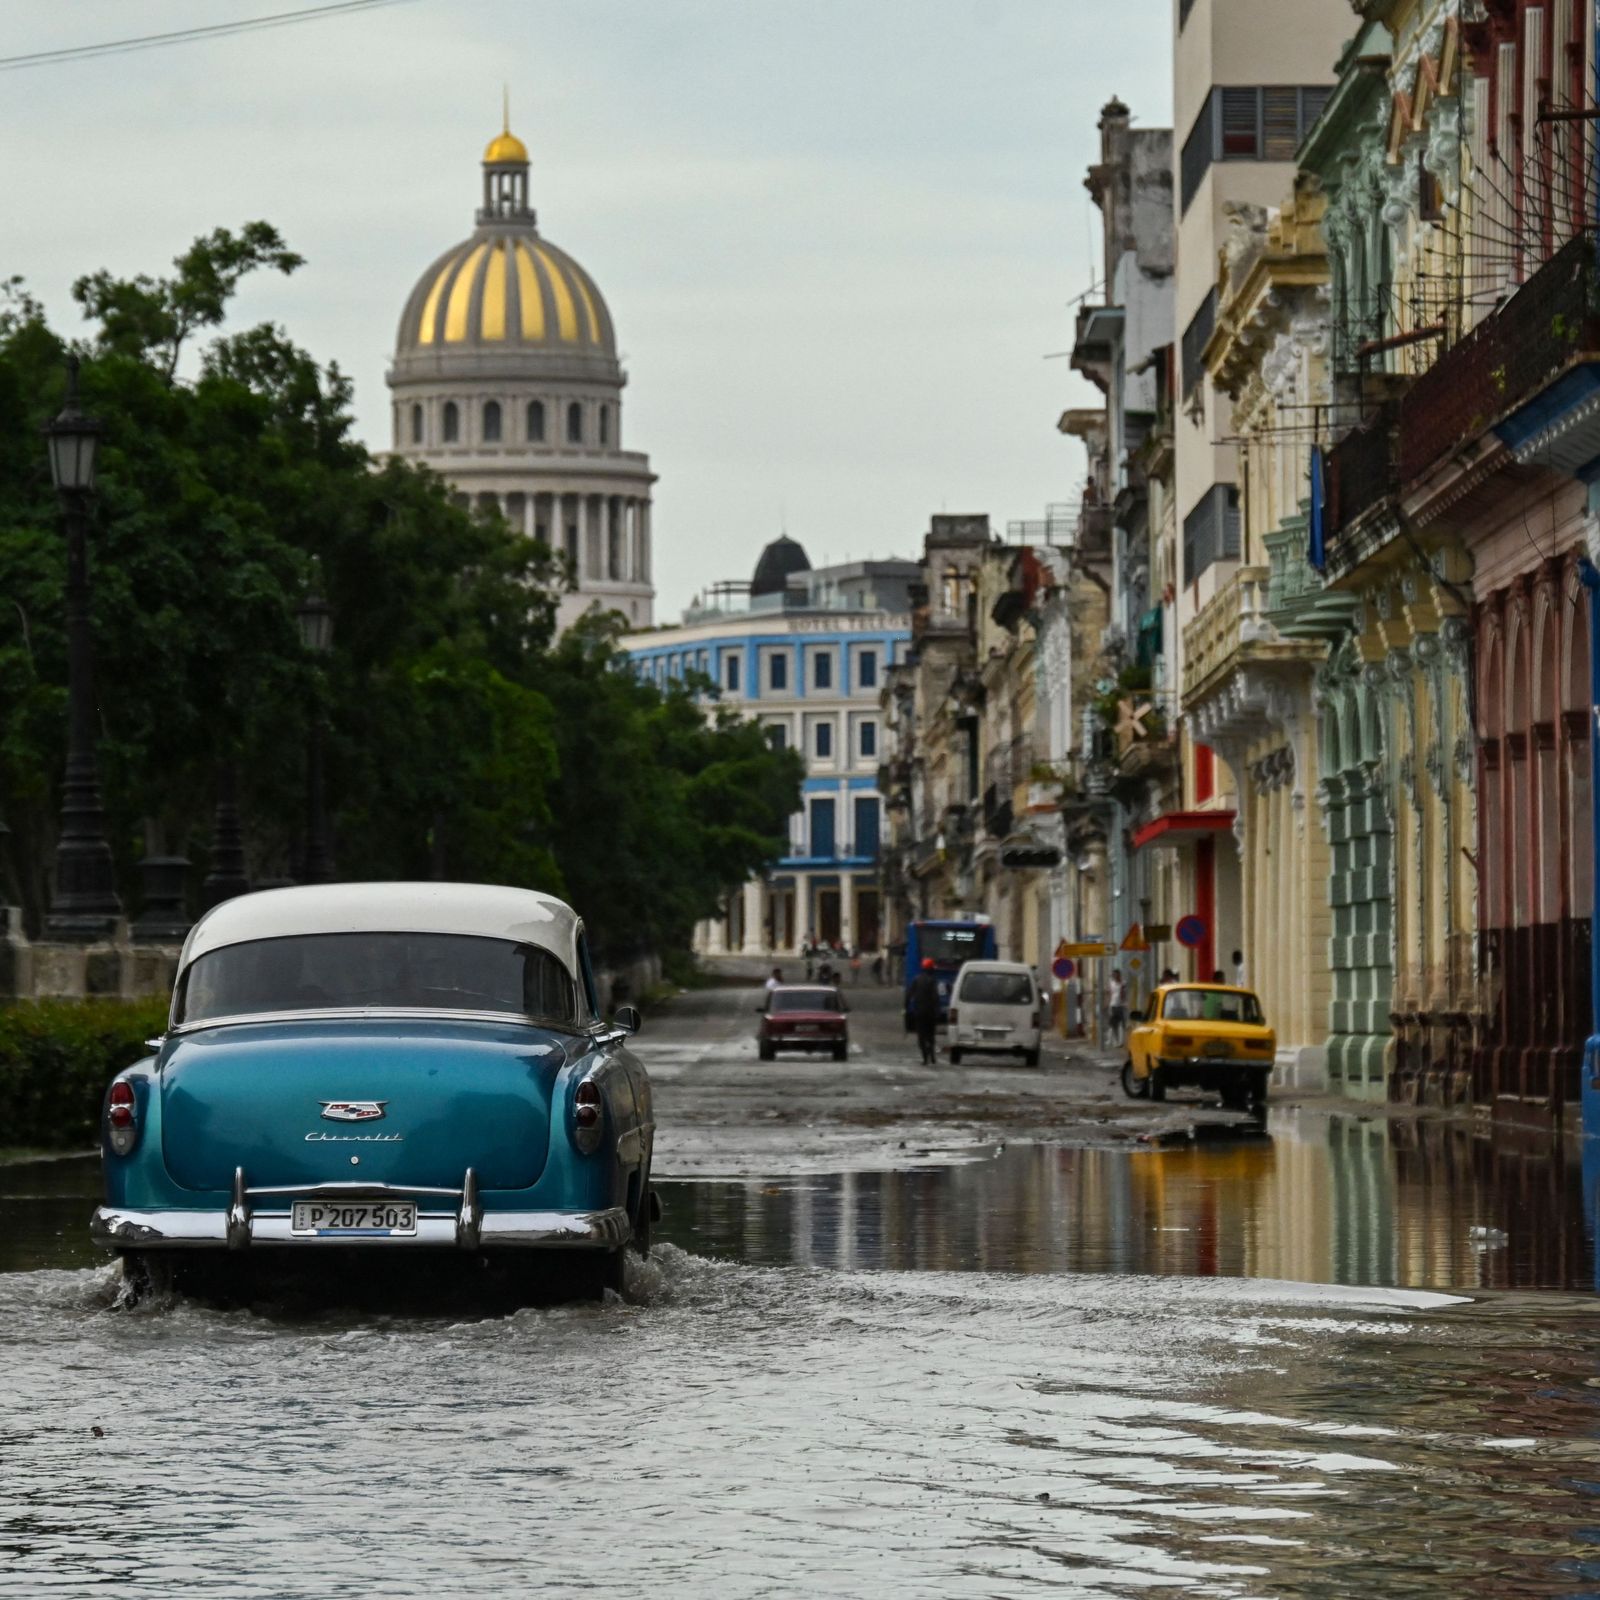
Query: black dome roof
xmin=750 ymin=535 xmax=811 ymax=597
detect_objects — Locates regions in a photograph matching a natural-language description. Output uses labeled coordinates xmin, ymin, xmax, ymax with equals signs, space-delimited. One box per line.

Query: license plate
xmin=1204 ymin=1040 xmax=1230 ymax=1057
xmin=795 ymin=1024 xmax=820 ymax=1034
xmin=290 ymin=1201 xmax=417 ymax=1235
xmin=978 ymin=1026 xmax=1011 ymax=1036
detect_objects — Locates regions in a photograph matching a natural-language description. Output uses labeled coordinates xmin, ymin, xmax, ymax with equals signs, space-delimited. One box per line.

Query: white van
xmin=947 ymin=960 xmax=1043 ymax=1067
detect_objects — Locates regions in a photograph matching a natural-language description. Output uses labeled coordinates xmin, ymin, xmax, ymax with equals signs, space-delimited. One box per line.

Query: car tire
xmin=1024 ymin=1049 xmax=1040 ymax=1068
xmin=949 ymin=1047 xmax=964 ymax=1065
xmin=758 ymin=1041 xmax=775 ymax=1061
xmin=1149 ymin=1068 xmax=1166 ymax=1103
xmin=1119 ymin=1059 xmax=1147 ymax=1100
xmin=832 ymin=1041 xmax=848 ymax=1061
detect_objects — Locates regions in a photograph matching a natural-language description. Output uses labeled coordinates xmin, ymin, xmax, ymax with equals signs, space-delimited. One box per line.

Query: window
xmin=410 ymin=404 xmax=423 ymax=444
xmin=814 ymin=652 xmax=833 ymax=690
xmin=482 ymin=400 xmax=502 ymax=442
xmin=815 ymin=721 xmax=833 ymax=759
xmin=769 ymin=988 xmax=844 ymax=1013
xmin=599 ymin=405 xmax=610 ymax=445
xmin=1162 ymin=987 xmax=1263 ymax=1024
xmin=567 ymin=401 xmax=583 ymax=443
xmin=859 ymin=720 xmax=877 ymax=759
xmin=1182 ymin=484 xmax=1242 ymax=586
xmin=725 ymin=654 xmax=741 ymax=693
xmin=1179 ymin=86 xmax=1332 ymax=214
xmin=767 ymin=723 xmax=788 ymax=751
xmin=442 ymin=401 xmax=459 ymax=443
xmin=527 ymin=399 xmax=545 ymax=441
xmin=958 ymin=970 xmax=1033 ymax=1006
xmin=810 ymin=798 xmax=836 ymax=858
xmin=1181 ymin=289 xmax=1217 ymax=395
xmin=856 ymin=649 xmax=878 ymax=689
xmin=769 ymin=652 xmax=789 ymax=691
xmin=853 ymin=796 xmax=880 ymax=858
xmin=177 ymin=932 xmax=578 ymax=1025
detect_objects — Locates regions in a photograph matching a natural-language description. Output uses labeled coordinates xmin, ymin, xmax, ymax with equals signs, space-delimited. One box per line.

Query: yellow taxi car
xmin=1120 ymin=984 xmax=1276 ymax=1113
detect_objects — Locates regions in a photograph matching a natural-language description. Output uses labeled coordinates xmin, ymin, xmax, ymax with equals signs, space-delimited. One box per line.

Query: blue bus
xmin=903 ymin=917 xmax=998 ymax=1026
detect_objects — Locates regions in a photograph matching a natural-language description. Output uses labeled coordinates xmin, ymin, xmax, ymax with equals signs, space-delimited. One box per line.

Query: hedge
xmin=0 ymin=997 xmax=170 ymax=1152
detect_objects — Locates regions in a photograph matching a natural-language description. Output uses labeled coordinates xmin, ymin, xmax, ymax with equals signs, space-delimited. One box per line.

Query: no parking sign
xmin=1175 ymin=914 xmax=1207 ymax=949
xmin=1051 ymin=956 xmax=1075 ymax=980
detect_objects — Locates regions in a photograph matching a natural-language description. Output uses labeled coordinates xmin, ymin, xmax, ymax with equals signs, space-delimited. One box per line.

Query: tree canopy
xmin=0 ymin=227 xmax=801 ymax=964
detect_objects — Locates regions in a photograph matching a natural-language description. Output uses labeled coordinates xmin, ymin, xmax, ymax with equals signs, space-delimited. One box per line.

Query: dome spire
xmin=479 ymin=93 xmax=533 ymax=227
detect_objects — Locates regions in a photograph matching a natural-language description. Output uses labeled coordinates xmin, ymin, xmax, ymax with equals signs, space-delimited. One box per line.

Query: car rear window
xmin=177 ymin=932 xmax=580 ymax=1026
xmin=1161 ymin=988 xmax=1263 ymax=1025
xmin=958 ymin=972 xmax=1034 ymax=1005
xmin=771 ymin=989 xmax=842 ymax=1013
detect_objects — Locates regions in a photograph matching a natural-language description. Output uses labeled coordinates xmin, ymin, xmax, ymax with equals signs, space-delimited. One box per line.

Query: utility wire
xmin=0 ymin=0 xmax=416 ymax=72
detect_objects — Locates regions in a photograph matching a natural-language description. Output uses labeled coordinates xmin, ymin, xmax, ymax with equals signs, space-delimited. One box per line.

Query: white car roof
xmin=955 ymin=959 xmax=1034 ymax=974
xmin=178 ymin=882 xmax=579 ymax=972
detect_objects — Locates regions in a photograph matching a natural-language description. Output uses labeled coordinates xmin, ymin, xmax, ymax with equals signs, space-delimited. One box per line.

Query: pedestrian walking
xmin=871 ymin=952 xmax=885 ymax=986
xmin=908 ymin=957 xmax=941 ymax=1066
xmin=765 ymin=967 xmax=783 ymax=993
xmin=803 ymin=940 xmax=814 ymax=981
xmin=849 ymin=948 xmax=862 ymax=985
xmin=1107 ymin=968 xmax=1127 ymax=1047
xmin=1231 ymin=948 xmax=1247 ymax=988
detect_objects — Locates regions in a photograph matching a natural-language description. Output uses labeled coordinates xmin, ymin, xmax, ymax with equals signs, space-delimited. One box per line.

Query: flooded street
xmin=4 ymin=982 xmax=1600 ymax=1596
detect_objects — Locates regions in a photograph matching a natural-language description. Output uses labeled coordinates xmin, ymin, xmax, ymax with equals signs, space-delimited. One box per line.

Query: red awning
xmin=1131 ymin=810 xmax=1237 ymax=851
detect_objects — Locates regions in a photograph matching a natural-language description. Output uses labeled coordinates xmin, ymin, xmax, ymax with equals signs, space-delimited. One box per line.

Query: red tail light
xmin=573 ymin=1078 xmax=603 ymax=1151
xmin=947 ymin=1008 xmax=958 ymax=1025
xmin=107 ymin=1080 xmax=138 ymax=1155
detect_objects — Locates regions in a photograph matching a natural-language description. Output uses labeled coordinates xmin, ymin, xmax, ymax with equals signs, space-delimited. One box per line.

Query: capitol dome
xmin=387 ymin=117 xmax=657 ymax=632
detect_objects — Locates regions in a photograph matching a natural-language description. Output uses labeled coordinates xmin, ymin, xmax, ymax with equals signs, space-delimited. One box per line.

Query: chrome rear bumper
xmin=91 ymin=1171 xmax=632 ymax=1253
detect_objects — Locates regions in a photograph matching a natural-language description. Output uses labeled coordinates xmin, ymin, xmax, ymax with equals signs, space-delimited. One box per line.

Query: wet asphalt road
xmin=4 ymin=976 xmax=1600 ymax=1597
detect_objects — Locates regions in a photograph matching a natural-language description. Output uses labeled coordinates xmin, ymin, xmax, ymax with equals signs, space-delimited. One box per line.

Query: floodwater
xmin=3 ymin=1112 xmax=1600 ymax=1598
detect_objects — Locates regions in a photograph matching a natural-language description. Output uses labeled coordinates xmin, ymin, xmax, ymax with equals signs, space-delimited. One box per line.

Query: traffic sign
xmin=1052 ymin=956 xmax=1075 ymax=980
xmin=1175 ymin=914 xmax=1207 ymax=949
xmin=1126 ymin=954 xmax=1144 ymax=973
xmin=1144 ymin=923 xmax=1172 ymax=943
xmin=1060 ymin=941 xmax=1108 ymax=959
xmin=1120 ymin=923 xmax=1149 ymax=952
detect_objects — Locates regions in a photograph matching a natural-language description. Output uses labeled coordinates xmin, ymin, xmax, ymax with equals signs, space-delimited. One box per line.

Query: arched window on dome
xmin=442 ymin=401 xmax=460 ymax=443
xmin=599 ymin=405 xmax=610 ymax=446
xmin=567 ymin=401 xmax=583 ymax=444
xmin=527 ymin=399 xmax=546 ymax=442
xmin=410 ymin=403 xmax=424 ymax=445
xmin=483 ymin=400 xmax=502 ymax=443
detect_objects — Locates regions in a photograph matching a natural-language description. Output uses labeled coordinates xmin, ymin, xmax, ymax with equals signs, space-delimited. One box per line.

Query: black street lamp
xmin=43 ymin=356 xmax=122 ymax=940
xmin=296 ymin=573 xmax=335 ymax=884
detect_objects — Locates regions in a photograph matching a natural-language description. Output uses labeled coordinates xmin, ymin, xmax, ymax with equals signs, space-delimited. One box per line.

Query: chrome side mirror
xmin=613 ymin=1005 xmax=642 ymax=1036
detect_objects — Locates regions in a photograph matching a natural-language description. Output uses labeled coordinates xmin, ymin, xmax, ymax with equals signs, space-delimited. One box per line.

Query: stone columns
xmin=639 ymin=499 xmax=652 ymax=584
xmin=840 ymin=875 xmax=856 ymax=951
xmin=741 ymin=878 xmax=765 ymax=954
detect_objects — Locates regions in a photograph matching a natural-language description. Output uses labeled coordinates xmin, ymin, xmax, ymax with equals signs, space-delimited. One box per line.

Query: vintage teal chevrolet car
xmin=92 ymin=882 xmax=655 ymax=1300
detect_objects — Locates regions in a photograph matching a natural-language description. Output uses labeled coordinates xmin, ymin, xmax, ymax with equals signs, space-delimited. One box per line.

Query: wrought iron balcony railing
xmin=1398 ymin=229 xmax=1600 ymax=484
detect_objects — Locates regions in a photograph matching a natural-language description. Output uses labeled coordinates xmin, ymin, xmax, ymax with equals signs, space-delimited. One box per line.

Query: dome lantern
xmin=479 ymin=96 xmax=534 ymax=226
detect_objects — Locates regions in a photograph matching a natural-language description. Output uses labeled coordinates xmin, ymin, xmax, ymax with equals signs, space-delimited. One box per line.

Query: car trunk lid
xmin=159 ymin=1016 xmax=573 ymax=1193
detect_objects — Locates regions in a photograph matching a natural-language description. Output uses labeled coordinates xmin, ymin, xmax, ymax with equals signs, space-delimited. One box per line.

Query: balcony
xmin=1326 ymin=405 xmax=1397 ymax=540
xmin=1262 ymin=517 xmax=1359 ymax=642
xmin=1398 ymin=230 xmax=1600 ymax=484
xmin=1180 ymin=564 xmax=1326 ymax=713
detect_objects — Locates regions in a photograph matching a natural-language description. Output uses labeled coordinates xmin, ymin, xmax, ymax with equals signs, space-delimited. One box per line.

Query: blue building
xmin=622 ymin=538 xmax=915 ymax=955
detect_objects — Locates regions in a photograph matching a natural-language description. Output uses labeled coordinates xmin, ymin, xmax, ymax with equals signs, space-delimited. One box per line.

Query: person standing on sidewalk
xmin=1107 ymin=967 xmax=1127 ymax=1047
xmin=908 ymin=958 xmax=941 ymax=1066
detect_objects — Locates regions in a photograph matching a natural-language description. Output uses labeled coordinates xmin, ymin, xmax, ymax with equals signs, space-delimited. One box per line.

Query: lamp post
xmin=296 ymin=575 xmax=335 ymax=884
xmin=43 ymin=356 xmax=122 ymax=940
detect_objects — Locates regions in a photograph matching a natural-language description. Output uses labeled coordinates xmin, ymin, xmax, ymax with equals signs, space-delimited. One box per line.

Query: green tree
xmin=0 ymin=226 xmax=801 ymax=967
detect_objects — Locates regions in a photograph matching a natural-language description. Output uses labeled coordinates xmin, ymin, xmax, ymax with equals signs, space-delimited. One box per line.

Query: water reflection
xmin=657 ymin=1110 xmax=1600 ymax=1292
xmin=5 ymin=1108 xmax=1598 ymax=1292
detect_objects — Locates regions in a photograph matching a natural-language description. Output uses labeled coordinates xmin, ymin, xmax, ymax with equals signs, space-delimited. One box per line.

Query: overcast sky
xmin=3 ymin=0 xmax=1173 ymax=619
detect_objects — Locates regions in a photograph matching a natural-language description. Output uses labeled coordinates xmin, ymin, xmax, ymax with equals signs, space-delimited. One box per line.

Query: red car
xmin=757 ymin=985 xmax=850 ymax=1060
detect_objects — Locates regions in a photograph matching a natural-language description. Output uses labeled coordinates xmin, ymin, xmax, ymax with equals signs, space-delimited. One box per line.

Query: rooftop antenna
xmin=502 ymin=83 xmax=510 ymax=134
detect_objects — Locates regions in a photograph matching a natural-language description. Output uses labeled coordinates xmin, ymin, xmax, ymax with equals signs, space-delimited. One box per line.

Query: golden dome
xmin=483 ymin=129 xmax=528 ymax=165
xmin=394 ymin=230 xmax=616 ymax=360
